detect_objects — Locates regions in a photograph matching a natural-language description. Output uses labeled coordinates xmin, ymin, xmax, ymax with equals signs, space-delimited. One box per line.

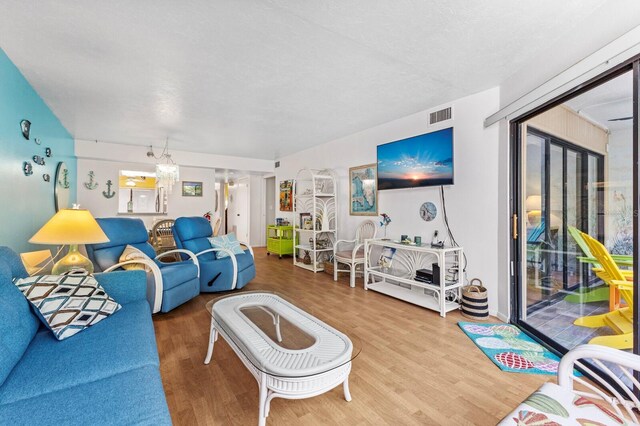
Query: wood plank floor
xmin=153 ymin=248 xmax=549 ymax=425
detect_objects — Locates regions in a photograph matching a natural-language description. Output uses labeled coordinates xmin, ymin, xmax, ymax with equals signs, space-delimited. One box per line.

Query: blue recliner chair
xmin=85 ymin=218 xmax=201 ymax=313
xmin=173 ymin=217 xmax=256 ymax=292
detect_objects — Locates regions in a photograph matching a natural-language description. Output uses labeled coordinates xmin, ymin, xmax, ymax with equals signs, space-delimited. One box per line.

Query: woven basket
xmin=461 ymin=279 xmax=489 ymax=320
xmin=323 ymin=261 xmax=334 ymax=275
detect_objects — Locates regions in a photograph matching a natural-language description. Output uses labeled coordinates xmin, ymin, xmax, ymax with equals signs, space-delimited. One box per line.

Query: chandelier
xmin=147 ymin=139 xmax=180 ymax=193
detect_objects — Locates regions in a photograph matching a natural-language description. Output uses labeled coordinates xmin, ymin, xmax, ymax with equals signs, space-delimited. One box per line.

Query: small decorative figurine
xmin=379 ymin=213 xmax=392 ymax=239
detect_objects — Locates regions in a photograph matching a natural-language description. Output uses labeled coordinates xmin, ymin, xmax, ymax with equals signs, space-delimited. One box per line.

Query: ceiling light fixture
xmin=147 ymin=138 xmax=180 ymax=193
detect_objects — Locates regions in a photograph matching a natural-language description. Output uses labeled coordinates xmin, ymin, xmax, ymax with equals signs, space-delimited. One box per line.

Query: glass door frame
xmin=524 ymin=126 xmax=605 ymax=315
xmin=510 ymin=59 xmax=640 ymax=360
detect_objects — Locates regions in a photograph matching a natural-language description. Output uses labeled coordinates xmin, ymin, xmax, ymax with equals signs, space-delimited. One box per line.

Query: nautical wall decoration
xmin=103 ymin=180 xmax=116 ymax=199
xmin=23 ymin=161 xmax=33 ymax=176
xmin=43 ymin=174 xmax=50 ymax=182
xmin=33 ymin=155 xmax=45 ymax=166
xmin=20 ymin=119 xmax=31 ymax=140
xmin=45 ymin=147 xmax=52 ymax=157
xmin=34 ymin=138 xmax=41 ymax=145
xmin=84 ymin=171 xmax=98 ymax=190
xmin=60 ymin=167 xmax=70 ymax=189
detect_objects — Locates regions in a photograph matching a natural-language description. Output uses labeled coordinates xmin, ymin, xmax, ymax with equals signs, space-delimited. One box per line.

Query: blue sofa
xmin=173 ymin=217 xmax=256 ymax=292
xmin=87 ymin=218 xmax=201 ymax=313
xmin=0 ymin=247 xmax=171 ymax=425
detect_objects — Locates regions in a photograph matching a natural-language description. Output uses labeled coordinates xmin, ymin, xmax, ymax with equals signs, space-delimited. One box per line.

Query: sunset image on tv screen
xmin=377 ymin=127 xmax=454 ymax=190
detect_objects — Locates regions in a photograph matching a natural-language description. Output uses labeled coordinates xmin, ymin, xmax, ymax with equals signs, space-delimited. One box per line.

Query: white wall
xmin=77 ymin=158 xmax=216 ymax=228
xmin=75 ymin=139 xmax=274 ymax=173
xmin=249 ymin=175 xmax=266 ymax=247
xmin=265 ymin=176 xmax=276 ymax=229
xmin=276 ymin=87 xmax=502 ymax=315
xmin=76 ymin=139 xmax=271 ymax=243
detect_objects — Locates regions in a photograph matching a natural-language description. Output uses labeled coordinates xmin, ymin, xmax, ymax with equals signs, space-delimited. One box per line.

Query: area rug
xmin=458 ymin=322 xmax=564 ymax=375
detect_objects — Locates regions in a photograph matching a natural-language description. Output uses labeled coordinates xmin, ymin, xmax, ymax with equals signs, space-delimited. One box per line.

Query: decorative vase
xmin=303 ymin=251 xmax=312 ymax=264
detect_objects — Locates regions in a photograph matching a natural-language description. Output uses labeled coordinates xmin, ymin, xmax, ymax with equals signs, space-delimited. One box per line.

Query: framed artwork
xmin=182 ymin=181 xmax=203 ymax=197
xmin=280 ymin=179 xmax=293 ymax=211
xmin=349 ymin=164 xmax=377 ymax=215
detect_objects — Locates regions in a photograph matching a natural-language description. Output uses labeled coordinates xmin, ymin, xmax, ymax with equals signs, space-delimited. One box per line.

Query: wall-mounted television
xmin=377 ymin=127 xmax=454 ymax=190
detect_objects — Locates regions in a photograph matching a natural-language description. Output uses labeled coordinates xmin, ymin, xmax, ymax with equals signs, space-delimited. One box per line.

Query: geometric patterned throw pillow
xmin=208 ymin=233 xmax=244 ymax=259
xmin=13 ymin=274 xmax=121 ymax=341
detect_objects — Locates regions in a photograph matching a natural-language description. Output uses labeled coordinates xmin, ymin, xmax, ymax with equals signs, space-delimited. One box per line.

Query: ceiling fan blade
xmin=608 ymin=116 xmax=633 ymax=122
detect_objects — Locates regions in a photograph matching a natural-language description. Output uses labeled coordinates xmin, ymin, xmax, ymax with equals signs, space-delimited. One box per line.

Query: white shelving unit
xmin=293 ymin=168 xmax=337 ymax=272
xmin=364 ymin=239 xmax=464 ymax=317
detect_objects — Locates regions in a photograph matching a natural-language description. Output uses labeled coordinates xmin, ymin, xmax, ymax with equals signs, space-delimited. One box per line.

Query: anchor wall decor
xmin=103 ymin=180 xmax=116 ymax=199
xmin=84 ymin=171 xmax=98 ymax=190
xmin=59 ymin=168 xmax=70 ymax=189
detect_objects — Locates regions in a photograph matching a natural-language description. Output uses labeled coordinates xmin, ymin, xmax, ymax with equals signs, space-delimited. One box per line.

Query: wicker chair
xmin=151 ymin=219 xmax=180 ymax=262
xmin=333 ymin=220 xmax=377 ymax=288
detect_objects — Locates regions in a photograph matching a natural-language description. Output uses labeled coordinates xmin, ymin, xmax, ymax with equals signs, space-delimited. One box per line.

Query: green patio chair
xmin=564 ymin=226 xmax=633 ymax=305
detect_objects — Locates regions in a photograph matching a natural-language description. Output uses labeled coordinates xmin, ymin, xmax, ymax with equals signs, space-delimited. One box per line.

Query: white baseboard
xmin=495 ymin=311 xmax=509 ymax=322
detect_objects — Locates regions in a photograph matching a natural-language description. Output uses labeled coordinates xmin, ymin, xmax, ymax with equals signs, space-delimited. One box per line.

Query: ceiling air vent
xmin=275 ymin=161 xmax=280 ymax=168
xmin=429 ymin=107 xmax=453 ymax=126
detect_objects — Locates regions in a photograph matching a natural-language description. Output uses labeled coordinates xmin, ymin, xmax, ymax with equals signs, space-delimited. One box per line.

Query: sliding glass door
xmin=512 ymin=65 xmax=636 ymax=357
xmin=523 ymin=129 xmax=604 ymax=318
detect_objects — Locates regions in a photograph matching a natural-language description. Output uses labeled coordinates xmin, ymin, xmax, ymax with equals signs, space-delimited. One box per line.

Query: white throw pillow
xmin=119 ymin=245 xmax=152 ymax=271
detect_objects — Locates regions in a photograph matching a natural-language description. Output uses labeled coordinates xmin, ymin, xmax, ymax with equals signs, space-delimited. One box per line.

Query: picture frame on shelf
xmin=280 ymin=179 xmax=293 ymax=211
xmin=349 ymin=163 xmax=377 ymax=216
xmin=300 ymin=213 xmax=313 ymax=230
xmin=182 ymin=181 xmax=203 ymax=197
xmin=378 ymin=246 xmax=396 ymax=269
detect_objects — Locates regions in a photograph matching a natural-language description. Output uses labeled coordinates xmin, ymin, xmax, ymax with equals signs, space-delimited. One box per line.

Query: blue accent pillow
xmin=208 ymin=233 xmax=244 ymax=259
xmin=13 ymin=274 xmax=121 ymax=341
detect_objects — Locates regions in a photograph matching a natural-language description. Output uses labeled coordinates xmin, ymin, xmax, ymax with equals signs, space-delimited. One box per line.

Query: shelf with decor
xmin=266 ymin=225 xmax=294 ymax=258
xmin=364 ymin=239 xmax=464 ymax=317
xmin=293 ymin=168 xmax=337 ymax=273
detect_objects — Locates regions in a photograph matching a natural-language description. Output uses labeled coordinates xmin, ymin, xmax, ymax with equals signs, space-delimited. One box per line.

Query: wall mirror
xmin=118 ymin=170 xmax=167 ymax=214
xmin=54 ymin=162 xmax=71 ymax=212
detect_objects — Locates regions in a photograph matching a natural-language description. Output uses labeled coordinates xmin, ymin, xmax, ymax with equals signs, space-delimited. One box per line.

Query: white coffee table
xmin=205 ymin=291 xmax=358 ymax=426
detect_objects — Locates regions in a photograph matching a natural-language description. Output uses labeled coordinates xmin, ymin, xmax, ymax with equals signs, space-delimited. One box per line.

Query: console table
xmin=364 ymin=239 xmax=464 ymax=317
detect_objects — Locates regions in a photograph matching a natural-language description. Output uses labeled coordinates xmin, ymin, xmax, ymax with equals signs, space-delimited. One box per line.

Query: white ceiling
xmin=0 ymin=0 xmax=631 ymax=159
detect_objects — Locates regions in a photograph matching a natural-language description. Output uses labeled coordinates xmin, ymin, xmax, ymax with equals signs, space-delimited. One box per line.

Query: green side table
xmin=266 ymin=225 xmax=294 ymax=258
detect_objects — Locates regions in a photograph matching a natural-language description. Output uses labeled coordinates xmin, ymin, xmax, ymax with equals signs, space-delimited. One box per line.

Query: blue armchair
xmin=85 ymin=218 xmax=200 ymax=313
xmin=173 ymin=217 xmax=256 ymax=292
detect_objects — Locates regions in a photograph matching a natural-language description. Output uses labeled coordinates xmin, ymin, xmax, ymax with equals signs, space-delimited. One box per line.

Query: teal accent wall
xmin=0 ymin=49 xmax=77 ymax=253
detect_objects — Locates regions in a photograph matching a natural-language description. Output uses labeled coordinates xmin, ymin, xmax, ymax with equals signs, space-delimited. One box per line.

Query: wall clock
xmin=419 ymin=202 xmax=437 ymax=221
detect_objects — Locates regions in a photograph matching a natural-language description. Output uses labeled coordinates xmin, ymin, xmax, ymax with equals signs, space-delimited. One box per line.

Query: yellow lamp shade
xmin=29 ymin=209 xmax=109 ymax=245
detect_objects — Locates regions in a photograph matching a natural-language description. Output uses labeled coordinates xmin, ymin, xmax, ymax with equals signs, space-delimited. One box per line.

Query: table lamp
xmin=29 ymin=207 xmax=109 ymax=274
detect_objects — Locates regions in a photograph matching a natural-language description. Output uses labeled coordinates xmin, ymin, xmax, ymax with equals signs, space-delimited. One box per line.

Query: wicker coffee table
xmin=205 ymin=291 xmax=359 ymax=426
